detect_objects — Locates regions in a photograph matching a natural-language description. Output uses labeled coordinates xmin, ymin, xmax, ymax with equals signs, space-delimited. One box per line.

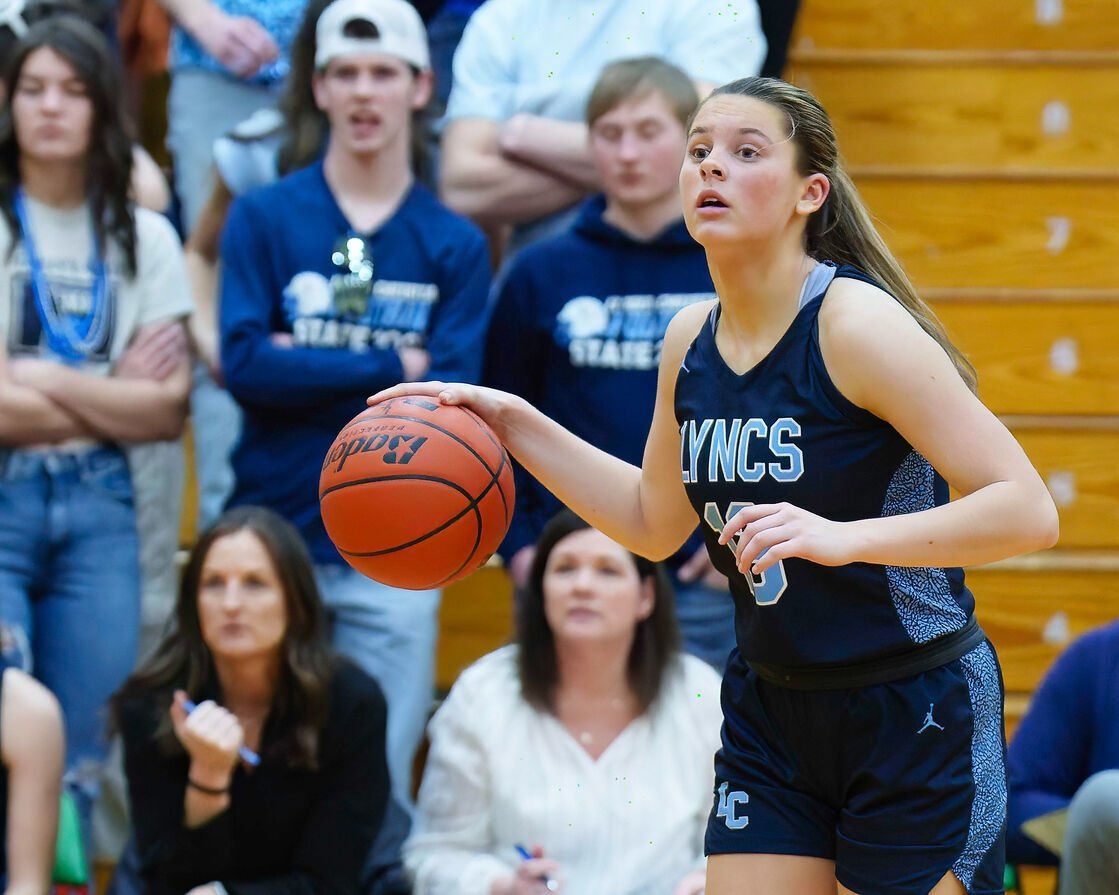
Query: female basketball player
xmin=370 ymin=78 xmax=1058 ymax=895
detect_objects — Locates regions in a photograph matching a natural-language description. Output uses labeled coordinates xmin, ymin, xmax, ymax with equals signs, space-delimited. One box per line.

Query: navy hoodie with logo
xmin=484 ymin=195 xmax=716 ymax=565
xmin=220 ymin=161 xmax=490 ymax=564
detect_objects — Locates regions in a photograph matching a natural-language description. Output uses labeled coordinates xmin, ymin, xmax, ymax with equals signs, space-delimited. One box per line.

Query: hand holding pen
xmin=170 ymin=690 xmax=261 ymax=784
xmin=513 ymin=844 xmax=560 ymax=893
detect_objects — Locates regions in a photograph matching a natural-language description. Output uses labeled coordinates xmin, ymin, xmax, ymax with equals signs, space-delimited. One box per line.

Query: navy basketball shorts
xmin=705 ymin=642 xmax=1007 ymax=895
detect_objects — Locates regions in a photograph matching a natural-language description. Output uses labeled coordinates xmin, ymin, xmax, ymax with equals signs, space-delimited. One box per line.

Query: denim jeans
xmin=314 ymin=565 xmax=440 ymax=878
xmin=671 ymin=575 xmax=737 ymax=672
xmin=0 ymin=446 xmax=141 ymax=835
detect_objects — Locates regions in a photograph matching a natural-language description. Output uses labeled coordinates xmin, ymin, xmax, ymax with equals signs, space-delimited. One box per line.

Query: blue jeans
xmin=0 ymin=447 xmax=141 ymax=833
xmin=315 ymin=566 xmax=440 ymax=877
xmin=671 ymin=576 xmax=737 ymax=672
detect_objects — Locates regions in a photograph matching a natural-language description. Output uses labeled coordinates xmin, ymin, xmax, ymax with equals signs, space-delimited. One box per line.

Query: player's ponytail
xmin=700 ymin=78 xmax=977 ymax=392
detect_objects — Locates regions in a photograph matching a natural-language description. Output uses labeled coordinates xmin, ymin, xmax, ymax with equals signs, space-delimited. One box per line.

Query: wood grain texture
xmin=436 ymin=566 xmax=513 ymax=690
xmin=857 ymin=179 xmax=1119 ymax=289
xmin=793 ymin=0 xmax=1116 ymax=52
xmin=1014 ymin=429 xmax=1119 ymax=548
xmin=786 ymin=62 xmax=1119 ymax=172
xmin=933 ymin=302 xmax=1119 ymax=415
xmin=970 ymin=566 xmax=1119 ymax=692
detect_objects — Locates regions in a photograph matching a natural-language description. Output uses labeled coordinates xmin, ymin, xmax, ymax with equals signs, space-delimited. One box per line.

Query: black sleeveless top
xmin=675 ymin=262 xmax=984 ymax=687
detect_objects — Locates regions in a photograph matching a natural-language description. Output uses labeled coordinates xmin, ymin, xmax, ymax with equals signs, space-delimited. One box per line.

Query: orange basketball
xmin=319 ymin=395 xmax=515 ymax=590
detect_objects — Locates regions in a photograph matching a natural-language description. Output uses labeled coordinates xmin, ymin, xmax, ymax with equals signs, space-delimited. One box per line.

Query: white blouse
xmin=405 ymin=646 xmax=724 ymax=895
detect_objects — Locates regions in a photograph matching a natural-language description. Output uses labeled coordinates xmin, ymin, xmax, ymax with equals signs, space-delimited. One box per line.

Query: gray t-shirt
xmin=0 ymin=200 xmax=194 ymax=620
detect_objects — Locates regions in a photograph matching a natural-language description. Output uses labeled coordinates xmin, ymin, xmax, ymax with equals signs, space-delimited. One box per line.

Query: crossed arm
xmin=0 ymin=320 xmax=192 ymax=447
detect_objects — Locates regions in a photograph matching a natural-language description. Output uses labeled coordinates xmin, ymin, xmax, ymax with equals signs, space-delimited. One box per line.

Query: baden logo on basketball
xmin=322 ymin=432 xmax=430 ymax=473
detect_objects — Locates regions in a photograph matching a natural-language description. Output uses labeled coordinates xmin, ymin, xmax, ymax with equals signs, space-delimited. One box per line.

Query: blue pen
xmin=181 ymin=698 xmax=262 ymax=766
xmin=513 ymin=843 xmax=558 ymax=892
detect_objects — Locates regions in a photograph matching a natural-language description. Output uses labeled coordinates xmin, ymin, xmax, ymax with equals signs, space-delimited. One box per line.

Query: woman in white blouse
xmin=406 ymin=510 xmax=724 ymax=895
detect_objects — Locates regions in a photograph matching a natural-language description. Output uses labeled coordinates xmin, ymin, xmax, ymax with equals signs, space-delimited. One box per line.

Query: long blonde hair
xmin=697 ymin=77 xmax=977 ymax=391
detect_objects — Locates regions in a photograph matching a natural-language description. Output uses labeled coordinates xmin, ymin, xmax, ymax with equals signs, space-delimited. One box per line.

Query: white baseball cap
xmin=315 ymin=0 xmax=430 ymax=71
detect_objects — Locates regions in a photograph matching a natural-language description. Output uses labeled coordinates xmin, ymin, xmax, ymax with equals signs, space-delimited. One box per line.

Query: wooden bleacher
xmin=786 ymin=2 xmax=1119 ymax=891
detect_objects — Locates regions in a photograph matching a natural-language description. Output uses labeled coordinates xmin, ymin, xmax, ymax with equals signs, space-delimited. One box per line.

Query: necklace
xmin=13 ymin=188 xmax=110 ymax=363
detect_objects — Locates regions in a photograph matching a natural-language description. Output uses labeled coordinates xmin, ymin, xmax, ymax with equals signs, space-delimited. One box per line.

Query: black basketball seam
xmin=458 ymin=411 xmax=513 ymax=525
xmin=354 ymin=411 xmax=513 ymax=523
xmin=323 ymin=472 xmax=493 ymax=562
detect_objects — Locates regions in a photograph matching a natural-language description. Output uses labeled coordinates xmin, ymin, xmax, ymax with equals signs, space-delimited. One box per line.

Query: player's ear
xmin=796 ymin=172 xmax=829 ymax=217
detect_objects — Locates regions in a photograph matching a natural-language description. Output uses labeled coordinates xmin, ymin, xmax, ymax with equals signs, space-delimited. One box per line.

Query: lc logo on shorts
xmin=717 ymin=782 xmax=749 ymax=830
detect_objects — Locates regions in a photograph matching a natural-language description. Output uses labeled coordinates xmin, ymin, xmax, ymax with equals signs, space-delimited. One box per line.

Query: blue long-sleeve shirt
xmin=221 ymin=162 xmax=490 ymax=563
xmin=483 ymin=195 xmax=716 ymax=564
xmin=1006 ymin=619 xmax=1119 ymax=865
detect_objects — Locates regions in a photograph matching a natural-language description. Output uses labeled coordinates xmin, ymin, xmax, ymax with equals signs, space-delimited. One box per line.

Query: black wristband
xmin=187 ymin=777 xmax=230 ymax=796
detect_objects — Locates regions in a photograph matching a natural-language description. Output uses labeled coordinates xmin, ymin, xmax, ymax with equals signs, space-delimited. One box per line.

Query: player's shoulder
xmin=818 ymin=271 xmax=929 ymax=362
xmin=663 ymin=298 xmax=718 ymax=358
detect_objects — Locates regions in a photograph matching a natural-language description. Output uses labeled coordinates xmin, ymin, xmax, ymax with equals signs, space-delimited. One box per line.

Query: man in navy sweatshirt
xmin=1007 ymin=619 xmax=1119 ymax=893
xmin=218 ymin=0 xmax=489 ymax=884
xmin=483 ymin=56 xmax=735 ymax=669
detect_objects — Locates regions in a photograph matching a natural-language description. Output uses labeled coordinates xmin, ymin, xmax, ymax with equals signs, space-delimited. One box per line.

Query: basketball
xmin=319 ymin=395 xmax=515 ymax=590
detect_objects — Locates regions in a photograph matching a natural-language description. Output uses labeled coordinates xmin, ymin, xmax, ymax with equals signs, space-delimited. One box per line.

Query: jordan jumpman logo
xmin=917 ymin=703 xmax=945 ymax=734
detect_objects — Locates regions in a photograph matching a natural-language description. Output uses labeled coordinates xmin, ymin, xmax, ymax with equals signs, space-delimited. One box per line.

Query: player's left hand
xmin=718 ymin=502 xmax=859 ymax=576
xmin=185 ymin=885 xmax=222 ymax=895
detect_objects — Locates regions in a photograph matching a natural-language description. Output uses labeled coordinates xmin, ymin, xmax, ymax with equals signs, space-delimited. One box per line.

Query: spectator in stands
xmin=113 ymin=506 xmax=390 ymax=895
xmin=155 ymin=0 xmax=309 ymax=233
xmin=1007 ymin=618 xmax=1119 ymax=894
xmin=405 ymin=510 xmax=721 ymax=895
xmin=182 ymin=0 xmax=332 ymax=529
xmin=0 ymin=654 xmax=65 ymax=895
xmin=0 ymin=15 xmax=191 ymax=834
xmin=484 ymin=56 xmax=734 ymax=669
xmin=0 ymin=0 xmax=172 ymax=213
xmin=440 ymin=0 xmax=765 ymax=252
xmin=219 ymin=0 xmax=489 ymax=885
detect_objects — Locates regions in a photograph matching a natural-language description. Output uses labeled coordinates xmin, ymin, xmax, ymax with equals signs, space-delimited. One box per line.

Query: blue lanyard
xmin=13 ymin=188 xmax=109 ymax=363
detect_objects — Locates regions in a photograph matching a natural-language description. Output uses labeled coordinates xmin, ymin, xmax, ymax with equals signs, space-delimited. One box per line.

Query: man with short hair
xmin=440 ymin=0 xmax=765 ymax=250
xmin=484 ymin=56 xmax=735 ymax=669
xmin=219 ymin=0 xmax=490 ymax=885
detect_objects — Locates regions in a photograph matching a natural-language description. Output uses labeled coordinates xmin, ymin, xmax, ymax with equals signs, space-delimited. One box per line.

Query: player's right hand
xmin=170 ymin=691 xmax=244 ymax=785
xmin=366 ymin=382 xmax=523 ymax=441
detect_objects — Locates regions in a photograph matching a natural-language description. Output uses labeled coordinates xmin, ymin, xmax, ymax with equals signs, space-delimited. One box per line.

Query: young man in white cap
xmin=218 ymin=1 xmax=490 ymax=888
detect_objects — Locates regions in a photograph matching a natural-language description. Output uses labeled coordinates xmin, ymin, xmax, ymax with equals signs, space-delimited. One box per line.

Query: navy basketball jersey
xmin=675 ymin=262 xmax=976 ymax=669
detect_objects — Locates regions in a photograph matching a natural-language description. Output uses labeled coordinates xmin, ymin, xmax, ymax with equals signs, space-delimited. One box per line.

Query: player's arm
xmin=726 ymin=279 xmax=1059 ymax=575
xmin=439 ymin=119 xmax=588 ymax=227
xmin=2 ymin=669 xmax=64 ymax=895
xmin=367 ymin=303 xmax=710 ymax=561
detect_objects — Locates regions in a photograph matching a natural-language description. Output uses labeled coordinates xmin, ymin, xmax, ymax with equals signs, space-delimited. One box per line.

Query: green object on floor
xmin=52 ymin=791 xmax=88 ymax=885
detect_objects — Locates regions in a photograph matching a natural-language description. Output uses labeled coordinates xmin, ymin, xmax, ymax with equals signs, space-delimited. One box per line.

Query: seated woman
xmin=113 ymin=506 xmax=390 ymax=895
xmin=405 ymin=510 xmax=723 ymax=895
xmin=0 ymin=658 xmax=64 ymax=895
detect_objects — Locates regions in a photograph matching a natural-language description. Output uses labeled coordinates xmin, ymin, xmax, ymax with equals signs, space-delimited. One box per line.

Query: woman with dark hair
xmin=0 ymin=13 xmax=191 ymax=832
xmin=373 ymin=74 xmax=1060 ymax=894
xmin=113 ymin=506 xmax=390 ymax=895
xmin=405 ymin=510 xmax=721 ymax=895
